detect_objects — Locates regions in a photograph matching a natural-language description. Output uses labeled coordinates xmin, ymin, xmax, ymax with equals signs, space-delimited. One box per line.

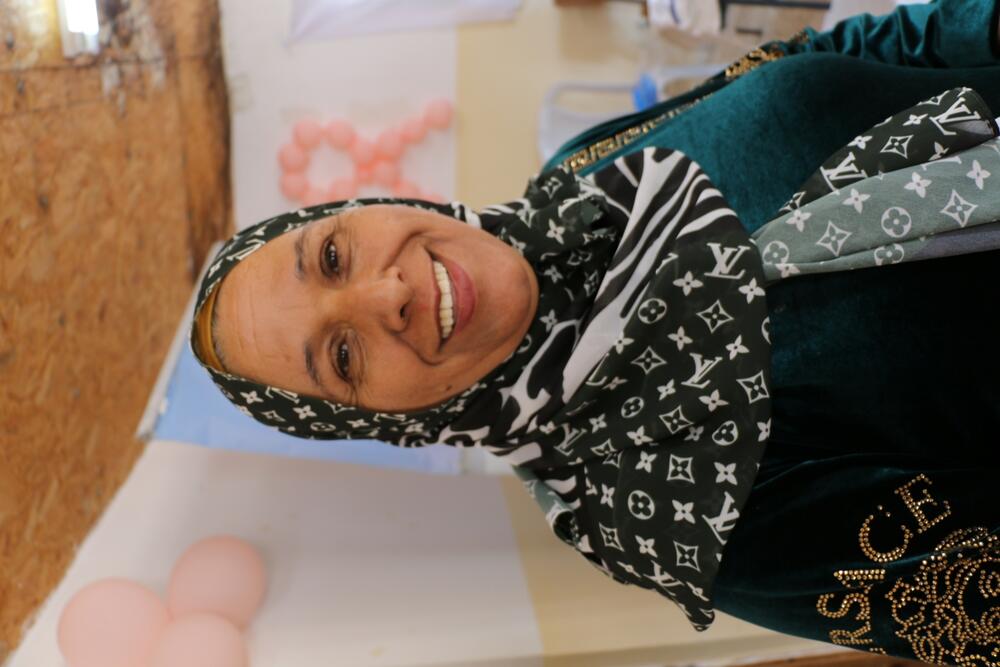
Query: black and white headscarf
xmin=191 ymin=148 xmax=773 ymax=629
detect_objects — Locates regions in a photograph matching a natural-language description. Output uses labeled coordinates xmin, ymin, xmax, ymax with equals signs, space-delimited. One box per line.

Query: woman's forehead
xmin=206 ymin=207 xmax=395 ymax=390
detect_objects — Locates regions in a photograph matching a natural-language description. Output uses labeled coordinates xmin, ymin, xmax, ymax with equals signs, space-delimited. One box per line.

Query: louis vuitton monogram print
xmin=513 ymin=148 xmax=772 ymax=630
xmin=756 ymin=88 xmax=1000 ymax=284
xmin=779 ymin=88 xmax=997 ymax=213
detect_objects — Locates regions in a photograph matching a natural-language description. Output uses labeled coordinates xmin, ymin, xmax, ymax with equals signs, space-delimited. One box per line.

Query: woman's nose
xmin=364 ymin=265 xmax=413 ymax=332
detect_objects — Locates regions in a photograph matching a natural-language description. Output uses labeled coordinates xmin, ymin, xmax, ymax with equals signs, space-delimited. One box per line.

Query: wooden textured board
xmin=0 ymin=0 xmax=231 ymax=658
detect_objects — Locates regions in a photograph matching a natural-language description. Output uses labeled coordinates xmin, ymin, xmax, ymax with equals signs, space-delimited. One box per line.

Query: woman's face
xmin=212 ymin=204 xmax=539 ymax=412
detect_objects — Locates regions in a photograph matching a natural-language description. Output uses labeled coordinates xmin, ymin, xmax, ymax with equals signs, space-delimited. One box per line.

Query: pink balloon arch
xmin=58 ymin=536 xmax=266 ymax=667
xmin=278 ymin=98 xmax=454 ymax=207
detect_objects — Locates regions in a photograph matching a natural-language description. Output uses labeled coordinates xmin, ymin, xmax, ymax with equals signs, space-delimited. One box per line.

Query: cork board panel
xmin=168 ymin=0 xmax=224 ymax=58
xmin=177 ymin=55 xmax=232 ymax=271
xmin=0 ymin=0 xmax=231 ymax=658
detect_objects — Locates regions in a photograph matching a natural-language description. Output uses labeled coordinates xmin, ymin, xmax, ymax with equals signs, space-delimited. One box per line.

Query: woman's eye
xmin=324 ymin=238 xmax=340 ymax=275
xmin=336 ymin=341 xmax=351 ymax=381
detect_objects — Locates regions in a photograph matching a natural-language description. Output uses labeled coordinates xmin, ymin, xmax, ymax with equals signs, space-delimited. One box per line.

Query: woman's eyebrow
xmin=303 ymin=342 xmax=326 ymax=393
xmin=294 ymin=225 xmax=311 ymax=281
xmin=296 ymin=223 xmax=325 ymax=392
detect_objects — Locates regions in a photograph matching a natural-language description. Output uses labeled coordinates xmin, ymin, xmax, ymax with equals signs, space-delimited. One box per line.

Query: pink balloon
xmin=278 ymin=143 xmax=309 ymax=172
xmin=392 ymin=180 xmax=420 ymax=198
xmin=302 ymin=188 xmax=329 ymax=207
xmin=349 ymin=138 xmax=376 ymax=166
xmin=293 ymin=119 xmax=323 ymax=149
xmin=58 ymin=578 xmax=169 ymax=667
xmin=376 ymin=129 xmax=404 ymax=160
xmin=401 ymin=117 xmax=427 ymax=144
xmin=328 ymin=177 xmax=358 ymax=201
xmin=167 ymin=536 xmax=267 ymax=629
xmin=147 ymin=614 xmax=248 ymax=667
xmin=280 ymin=172 xmax=308 ymax=200
xmin=325 ymin=120 xmax=356 ymax=150
xmin=355 ymin=164 xmax=374 ymax=185
xmin=424 ymin=99 xmax=453 ymax=130
xmin=372 ymin=160 xmax=400 ymax=188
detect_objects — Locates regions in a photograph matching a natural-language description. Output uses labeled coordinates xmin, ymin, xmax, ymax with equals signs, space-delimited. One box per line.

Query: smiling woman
xmin=191 ymin=156 xmax=774 ymax=631
xmin=189 ymin=1 xmax=1000 ymax=663
xmin=209 ymin=205 xmax=538 ymax=411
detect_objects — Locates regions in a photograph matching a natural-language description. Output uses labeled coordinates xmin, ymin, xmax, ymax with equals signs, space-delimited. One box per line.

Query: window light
xmin=55 ymin=0 xmax=101 ymax=58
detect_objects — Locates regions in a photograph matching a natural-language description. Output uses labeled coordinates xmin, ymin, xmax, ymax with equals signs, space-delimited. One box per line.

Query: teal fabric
xmin=792 ymin=0 xmax=1000 ymax=68
xmin=715 ymin=440 xmax=1000 ymax=663
xmin=543 ymin=2 xmax=1000 ymax=661
xmin=545 ymin=1 xmax=1000 ymax=232
xmin=544 ymin=0 xmax=1000 ymax=183
xmin=551 ymin=56 xmax=1000 ymax=232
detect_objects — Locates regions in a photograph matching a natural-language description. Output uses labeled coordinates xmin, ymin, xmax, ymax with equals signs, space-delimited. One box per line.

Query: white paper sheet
xmin=289 ymin=0 xmax=521 ymax=42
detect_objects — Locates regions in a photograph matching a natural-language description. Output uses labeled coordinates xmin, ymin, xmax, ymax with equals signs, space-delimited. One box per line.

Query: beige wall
xmin=456 ymin=1 xmax=647 ymax=208
xmin=454 ymin=0 xmax=831 ymax=208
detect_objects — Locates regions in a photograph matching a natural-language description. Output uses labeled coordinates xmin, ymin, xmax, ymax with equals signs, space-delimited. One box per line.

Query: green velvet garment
xmin=547 ymin=2 xmax=1000 ymax=662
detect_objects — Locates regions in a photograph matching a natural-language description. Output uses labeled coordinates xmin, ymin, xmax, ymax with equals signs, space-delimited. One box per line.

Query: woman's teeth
xmin=433 ymin=260 xmax=454 ymax=340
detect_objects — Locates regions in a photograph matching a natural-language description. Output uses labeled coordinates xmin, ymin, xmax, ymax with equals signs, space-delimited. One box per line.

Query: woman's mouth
xmin=431 ymin=255 xmax=477 ymax=346
xmin=432 ymin=260 xmax=455 ymax=340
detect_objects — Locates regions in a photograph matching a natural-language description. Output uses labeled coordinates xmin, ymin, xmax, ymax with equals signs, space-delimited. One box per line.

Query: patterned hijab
xmin=192 ymin=149 xmax=772 ymax=627
xmin=755 ymin=87 xmax=1000 ymax=282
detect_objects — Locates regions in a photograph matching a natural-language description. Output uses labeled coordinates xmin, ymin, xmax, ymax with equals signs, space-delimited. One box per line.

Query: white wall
xmin=9 ymin=440 xmax=544 ymax=667
xmin=7 ymin=437 xmax=836 ymax=666
xmin=222 ymin=0 xmax=458 ymax=228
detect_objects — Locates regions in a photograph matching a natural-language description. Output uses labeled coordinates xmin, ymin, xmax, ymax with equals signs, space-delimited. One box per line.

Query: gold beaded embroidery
xmin=833 ymin=568 xmax=887 ymax=587
xmin=562 ymin=113 xmax=669 ymax=174
xmin=818 ymin=588 xmax=873 ymax=623
xmin=559 ymin=31 xmax=812 ymax=174
xmin=817 ymin=474 xmax=1000 ymax=662
xmin=859 ymin=509 xmax=913 ymax=563
xmin=886 ymin=527 xmax=1000 ymax=666
xmin=723 ymin=45 xmax=784 ymax=80
xmin=818 ymin=570 xmax=885 ymax=646
xmin=894 ymin=473 xmax=952 ymax=534
xmin=722 ymin=31 xmax=807 ymax=81
xmin=829 ymin=623 xmax=878 ymax=647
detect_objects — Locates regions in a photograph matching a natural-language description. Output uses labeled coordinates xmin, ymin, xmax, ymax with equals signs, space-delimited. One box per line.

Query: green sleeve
xmin=779 ymin=0 xmax=1000 ymax=68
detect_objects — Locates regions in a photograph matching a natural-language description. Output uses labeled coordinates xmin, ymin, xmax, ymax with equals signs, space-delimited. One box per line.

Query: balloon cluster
xmin=279 ymin=98 xmax=454 ymax=206
xmin=57 ymin=536 xmax=267 ymax=667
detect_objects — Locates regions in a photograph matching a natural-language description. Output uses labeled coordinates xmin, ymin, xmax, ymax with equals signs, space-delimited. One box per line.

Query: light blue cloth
xmin=153 ymin=341 xmax=461 ymax=473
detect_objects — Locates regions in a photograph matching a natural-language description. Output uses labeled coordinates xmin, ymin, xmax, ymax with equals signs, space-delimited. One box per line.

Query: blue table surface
xmin=152 ymin=341 xmax=461 ymax=474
